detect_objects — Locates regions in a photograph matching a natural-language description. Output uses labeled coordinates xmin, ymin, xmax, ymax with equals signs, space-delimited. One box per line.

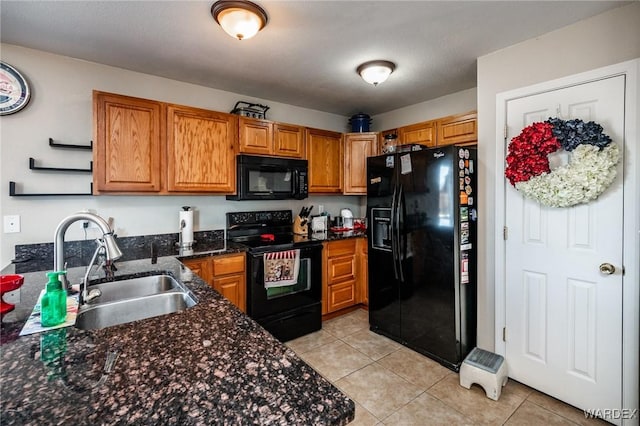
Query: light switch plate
xmin=3 ymin=215 xmax=20 ymax=233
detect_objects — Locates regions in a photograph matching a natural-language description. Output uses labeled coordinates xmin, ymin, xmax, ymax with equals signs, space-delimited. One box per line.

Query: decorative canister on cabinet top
xmin=349 ymin=113 xmax=372 ymax=132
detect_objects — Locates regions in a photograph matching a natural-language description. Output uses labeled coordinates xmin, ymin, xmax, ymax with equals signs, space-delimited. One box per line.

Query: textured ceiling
xmin=0 ymin=1 xmax=627 ymax=116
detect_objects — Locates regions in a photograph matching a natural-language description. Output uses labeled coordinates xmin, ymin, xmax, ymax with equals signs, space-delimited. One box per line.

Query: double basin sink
xmin=75 ymin=273 xmax=198 ymax=330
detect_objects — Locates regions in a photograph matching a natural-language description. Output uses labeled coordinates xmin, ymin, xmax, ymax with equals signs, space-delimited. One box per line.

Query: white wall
xmin=373 ymin=88 xmax=477 ymax=131
xmin=0 ymin=45 xmax=360 ymax=268
xmin=476 ymin=2 xmax=640 ymax=349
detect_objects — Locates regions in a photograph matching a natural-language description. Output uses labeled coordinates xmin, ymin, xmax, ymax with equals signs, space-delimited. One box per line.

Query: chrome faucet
xmin=80 ymin=238 xmax=109 ymax=304
xmin=53 ymin=212 xmax=123 ymax=292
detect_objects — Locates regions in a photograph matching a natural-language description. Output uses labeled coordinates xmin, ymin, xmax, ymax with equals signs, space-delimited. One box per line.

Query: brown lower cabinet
xmin=322 ymin=238 xmax=368 ymax=315
xmin=357 ymin=238 xmax=368 ymax=305
xmin=182 ymin=253 xmax=246 ymax=313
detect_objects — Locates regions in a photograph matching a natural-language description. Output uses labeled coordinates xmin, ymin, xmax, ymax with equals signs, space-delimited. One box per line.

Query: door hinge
xmin=503 ymin=327 xmax=506 ymax=342
xmin=503 ymin=226 xmax=508 ymax=240
xmin=504 ymin=125 xmax=508 ymax=140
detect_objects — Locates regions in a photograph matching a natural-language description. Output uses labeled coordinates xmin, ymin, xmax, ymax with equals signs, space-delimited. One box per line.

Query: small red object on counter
xmin=1 ymin=274 xmax=24 ymax=317
xmin=353 ymin=222 xmax=367 ymax=231
xmin=260 ymin=234 xmax=275 ymax=241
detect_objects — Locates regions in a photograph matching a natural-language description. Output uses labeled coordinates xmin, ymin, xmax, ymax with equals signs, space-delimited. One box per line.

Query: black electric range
xmin=226 ymin=210 xmax=322 ymax=341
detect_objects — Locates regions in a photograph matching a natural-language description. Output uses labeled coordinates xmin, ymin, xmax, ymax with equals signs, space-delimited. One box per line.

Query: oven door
xmin=247 ymin=243 xmax=322 ymax=319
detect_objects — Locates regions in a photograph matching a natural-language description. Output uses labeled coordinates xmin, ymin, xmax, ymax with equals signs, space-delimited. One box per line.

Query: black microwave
xmin=226 ymin=155 xmax=308 ymax=201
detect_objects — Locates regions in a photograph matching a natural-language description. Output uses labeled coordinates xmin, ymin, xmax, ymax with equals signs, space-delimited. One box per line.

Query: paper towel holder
xmin=178 ymin=206 xmax=195 ymax=249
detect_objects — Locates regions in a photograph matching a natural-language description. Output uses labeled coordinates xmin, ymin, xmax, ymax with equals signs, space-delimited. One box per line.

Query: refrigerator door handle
xmin=391 ymin=184 xmax=399 ymax=280
xmin=397 ymin=184 xmax=405 ymax=283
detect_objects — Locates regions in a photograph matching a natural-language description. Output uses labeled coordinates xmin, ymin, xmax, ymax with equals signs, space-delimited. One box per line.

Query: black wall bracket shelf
xmin=49 ymin=138 xmax=93 ymax=150
xmin=9 ymin=181 xmax=94 ymax=197
xmin=29 ymin=157 xmax=93 ymax=173
xmin=9 ymin=137 xmax=94 ymax=196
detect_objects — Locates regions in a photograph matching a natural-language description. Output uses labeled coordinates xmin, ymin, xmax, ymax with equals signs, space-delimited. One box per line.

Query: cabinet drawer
xmin=212 ymin=254 xmax=245 ymax=276
xmin=327 ymin=280 xmax=356 ymax=312
xmin=326 ymin=239 xmax=356 ymax=258
xmin=327 ymin=255 xmax=355 ymax=283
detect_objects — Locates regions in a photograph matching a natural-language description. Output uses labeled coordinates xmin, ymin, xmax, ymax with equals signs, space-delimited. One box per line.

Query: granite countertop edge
xmin=1 ymin=247 xmax=355 ymax=424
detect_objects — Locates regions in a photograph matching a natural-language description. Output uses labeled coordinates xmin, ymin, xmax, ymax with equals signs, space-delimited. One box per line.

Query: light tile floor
xmin=286 ymin=309 xmax=610 ymax=425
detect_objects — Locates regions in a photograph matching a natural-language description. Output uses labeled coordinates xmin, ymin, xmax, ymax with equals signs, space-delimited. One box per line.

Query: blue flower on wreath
xmin=546 ymin=117 xmax=612 ymax=151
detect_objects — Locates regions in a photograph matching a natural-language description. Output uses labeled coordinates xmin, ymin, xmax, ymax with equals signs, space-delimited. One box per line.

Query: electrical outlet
xmin=318 ymin=205 xmax=324 ymax=214
xmin=82 ymin=209 xmax=99 ymax=228
xmin=3 ymin=215 xmax=20 ymax=233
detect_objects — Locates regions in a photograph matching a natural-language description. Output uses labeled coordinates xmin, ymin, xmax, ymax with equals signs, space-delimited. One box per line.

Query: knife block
xmin=293 ymin=216 xmax=308 ymax=235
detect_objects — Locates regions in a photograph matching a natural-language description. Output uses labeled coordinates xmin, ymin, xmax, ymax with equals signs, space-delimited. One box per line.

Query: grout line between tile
xmin=523 ymin=395 xmax=585 ymax=425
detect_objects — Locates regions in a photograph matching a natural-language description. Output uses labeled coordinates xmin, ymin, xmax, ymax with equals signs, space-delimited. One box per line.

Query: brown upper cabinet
xmin=436 ymin=111 xmax=478 ymax=146
xmin=344 ymin=132 xmax=377 ymax=195
xmin=397 ymin=120 xmax=436 ymax=147
xmin=305 ymin=127 xmax=343 ymax=193
xmin=93 ymin=91 xmax=237 ymax=194
xmin=166 ymin=104 xmax=237 ymax=193
xmin=238 ymin=116 xmax=305 ymax=158
xmin=93 ymin=92 xmax=164 ymax=192
xmin=382 ymin=110 xmax=477 ymax=149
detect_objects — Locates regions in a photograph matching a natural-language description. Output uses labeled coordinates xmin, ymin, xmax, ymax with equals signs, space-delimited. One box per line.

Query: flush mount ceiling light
xmin=357 ymin=60 xmax=396 ymax=86
xmin=211 ymin=0 xmax=268 ymax=41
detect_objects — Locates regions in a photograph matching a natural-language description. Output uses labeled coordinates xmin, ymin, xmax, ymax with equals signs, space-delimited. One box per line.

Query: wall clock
xmin=0 ymin=61 xmax=31 ymax=115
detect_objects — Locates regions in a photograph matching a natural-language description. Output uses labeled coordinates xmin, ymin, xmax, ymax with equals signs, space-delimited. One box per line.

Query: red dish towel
xmin=263 ymin=249 xmax=300 ymax=288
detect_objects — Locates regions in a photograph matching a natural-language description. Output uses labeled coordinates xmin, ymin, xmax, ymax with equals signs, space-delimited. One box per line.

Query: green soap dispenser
xmin=41 ymin=271 xmax=67 ymax=327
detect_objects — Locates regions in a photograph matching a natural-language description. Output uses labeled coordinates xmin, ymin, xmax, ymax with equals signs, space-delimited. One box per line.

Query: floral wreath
xmin=505 ymin=117 xmax=620 ymax=208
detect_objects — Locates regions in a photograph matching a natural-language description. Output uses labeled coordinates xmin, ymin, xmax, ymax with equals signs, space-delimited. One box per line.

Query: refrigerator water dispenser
xmin=371 ymin=208 xmax=392 ymax=251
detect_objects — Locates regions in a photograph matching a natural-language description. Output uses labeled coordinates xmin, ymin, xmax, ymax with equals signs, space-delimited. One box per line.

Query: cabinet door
xmin=239 ymin=117 xmax=272 ymax=155
xmin=344 ymin=132 xmax=377 ymax=195
xmin=166 ymin=105 xmax=237 ymax=192
xmin=357 ymin=238 xmax=368 ymax=305
xmin=306 ymin=128 xmax=343 ymax=193
xmin=437 ymin=111 xmax=477 ymax=146
xmin=327 ymin=280 xmax=357 ymax=313
xmin=323 ymin=239 xmax=358 ymax=314
xmin=211 ymin=253 xmax=245 ymax=276
xmin=273 ymin=123 xmax=305 ymax=158
xmin=398 ymin=120 xmax=436 ymax=147
xmin=182 ymin=257 xmax=214 ymax=285
xmin=212 ymin=274 xmax=246 ymax=313
xmin=328 ymin=254 xmax=356 ymax=283
xmin=93 ymin=91 xmax=163 ymax=192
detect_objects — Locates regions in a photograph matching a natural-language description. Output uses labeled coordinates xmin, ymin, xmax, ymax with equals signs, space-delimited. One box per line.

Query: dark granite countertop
xmin=1 ymin=252 xmax=354 ymax=424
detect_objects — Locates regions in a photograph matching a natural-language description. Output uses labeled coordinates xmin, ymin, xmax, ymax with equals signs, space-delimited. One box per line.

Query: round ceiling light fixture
xmin=357 ymin=60 xmax=396 ymax=86
xmin=211 ymin=0 xmax=268 ymax=41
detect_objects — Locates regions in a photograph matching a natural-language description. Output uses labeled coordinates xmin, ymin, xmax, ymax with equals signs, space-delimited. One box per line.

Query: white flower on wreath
xmin=515 ymin=143 xmax=620 ymax=208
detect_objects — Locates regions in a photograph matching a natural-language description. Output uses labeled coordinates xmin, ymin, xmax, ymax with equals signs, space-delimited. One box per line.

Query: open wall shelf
xmin=29 ymin=157 xmax=93 ymax=173
xmin=8 ymin=137 xmax=94 ymax=196
xmin=9 ymin=181 xmax=93 ymax=197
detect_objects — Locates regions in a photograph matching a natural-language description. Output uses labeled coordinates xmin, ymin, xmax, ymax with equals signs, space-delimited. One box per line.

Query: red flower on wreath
xmin=505 ymin=121 xmax=561 ymax=186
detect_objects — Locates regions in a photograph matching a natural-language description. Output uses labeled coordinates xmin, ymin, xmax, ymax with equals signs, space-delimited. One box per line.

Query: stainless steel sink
xmin=75 ymin=291 xmax=197 ymax=330
xmin=87 ymin=274 xmax=182 ymax=303
xmin=75 ymin=274 xmax=198 ymax=330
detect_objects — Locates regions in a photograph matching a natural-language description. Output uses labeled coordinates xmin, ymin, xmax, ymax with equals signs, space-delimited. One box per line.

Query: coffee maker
xmin=340 ymin=208 xmax=354 ymax=229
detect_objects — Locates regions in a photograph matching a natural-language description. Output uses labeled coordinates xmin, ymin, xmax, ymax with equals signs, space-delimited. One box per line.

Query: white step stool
xmin=459 ymin=347 xmax=508 ymax=401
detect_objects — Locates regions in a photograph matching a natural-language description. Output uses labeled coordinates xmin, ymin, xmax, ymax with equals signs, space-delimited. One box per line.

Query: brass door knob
xmin=599 ymin=263 xmax=616 ymax=275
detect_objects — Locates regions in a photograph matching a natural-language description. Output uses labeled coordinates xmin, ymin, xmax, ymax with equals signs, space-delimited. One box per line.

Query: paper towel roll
xmin=179 ymin=210 xmax=194 ymax=247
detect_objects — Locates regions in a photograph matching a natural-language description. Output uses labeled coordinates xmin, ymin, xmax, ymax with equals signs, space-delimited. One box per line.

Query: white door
xmin=504 ymin=75 xmax=625 ymax=416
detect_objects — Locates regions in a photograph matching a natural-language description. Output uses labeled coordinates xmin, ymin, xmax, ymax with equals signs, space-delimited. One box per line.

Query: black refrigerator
xmin=367 ymin=145 xmax=477 ymax=371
